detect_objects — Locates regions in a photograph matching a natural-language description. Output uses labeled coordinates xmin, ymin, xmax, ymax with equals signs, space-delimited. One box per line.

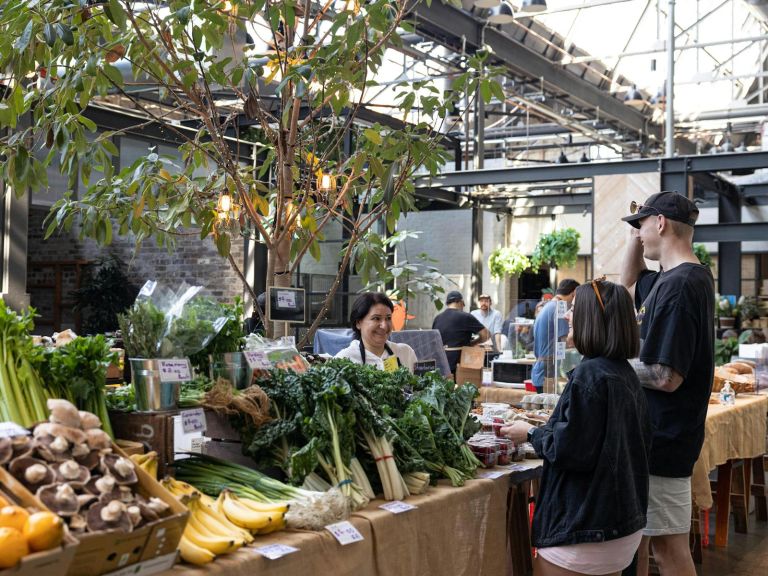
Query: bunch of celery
xmin=0 ymin=302 xmax=49 ymax=426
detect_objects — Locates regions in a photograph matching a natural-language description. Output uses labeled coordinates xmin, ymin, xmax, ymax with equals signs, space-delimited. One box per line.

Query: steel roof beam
xmin=412 ymin=2 xmax=660 ymax=141
xmin=693 ymin=222 xmax=768 ymax=243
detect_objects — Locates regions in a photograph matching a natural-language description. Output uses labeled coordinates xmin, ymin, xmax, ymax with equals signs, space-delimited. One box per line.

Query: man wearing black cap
xmin=620 ymin=191 xmax=715 ymax=576
xmin=432 ymin=291 xmax=489 ymax=374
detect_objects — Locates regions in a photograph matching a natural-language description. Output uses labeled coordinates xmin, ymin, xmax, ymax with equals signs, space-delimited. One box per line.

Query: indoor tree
xmin=0 ymin=0 xmax=500 ymax=341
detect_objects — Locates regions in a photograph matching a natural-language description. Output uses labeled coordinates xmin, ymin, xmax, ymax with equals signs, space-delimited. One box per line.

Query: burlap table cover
xmin=159 ymin=475 xmax=509 ymax=576
xmin=692 ymin=394 xmax=768 ymax=509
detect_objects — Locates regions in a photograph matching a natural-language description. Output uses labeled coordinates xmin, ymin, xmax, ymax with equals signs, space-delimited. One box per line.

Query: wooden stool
xmin=751 ymin=455 xmax=767 ymax=522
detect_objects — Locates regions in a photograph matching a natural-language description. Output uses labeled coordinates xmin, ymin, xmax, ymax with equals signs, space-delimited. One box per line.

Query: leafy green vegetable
xmin=118 ymin=300 xmax=166 ymax=358
xmin=38 ymin=335 xmax=117 ymax=437
xmin=105 ymin=384 xmax=135 ymax=412
xmin=189 ymin=298 xmax=245 ymax=376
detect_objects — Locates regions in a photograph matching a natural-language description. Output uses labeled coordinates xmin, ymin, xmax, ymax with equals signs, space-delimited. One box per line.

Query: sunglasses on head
xmin=588 ymin=275 xmax=607 ymax=312
xmin=629 ymin=200 xmax=662 ymax=216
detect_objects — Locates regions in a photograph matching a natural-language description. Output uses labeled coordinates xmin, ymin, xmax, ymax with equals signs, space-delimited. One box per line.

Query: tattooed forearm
xmin=629 ymin=359 xmax=683 ymax=392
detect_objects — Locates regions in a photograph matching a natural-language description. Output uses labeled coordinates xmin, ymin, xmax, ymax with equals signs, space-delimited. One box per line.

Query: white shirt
xmin=335 ymin=339 xmax=417 ymax=373
xmin=471 ymin=308 xmax=503 ymax=335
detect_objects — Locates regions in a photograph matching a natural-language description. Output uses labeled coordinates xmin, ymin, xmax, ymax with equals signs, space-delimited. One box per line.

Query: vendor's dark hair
xmin=556 ymin=279 xmax=580 ymax=296
xmin=572 ymin=281 xmax=639 ymax=360
xmin=349 ymin=292 xmax=394 ymax=339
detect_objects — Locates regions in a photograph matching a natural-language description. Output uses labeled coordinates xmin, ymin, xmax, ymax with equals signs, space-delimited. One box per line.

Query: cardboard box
xmin=200 ymin=439 xmax=256 ymax=468
xmin=455 ymin=364 xmax=483 ymax=387
xmin=109 ymin=410 xmax=178 ymax=478
xmin=203 ymin=409 xmax=240 ymax=441
xmin=65 ymin=445 xmax=188 ymax=576
xmin=459 ymin=346 xmax=485 ymax=369
xmin=0 ymin=467 xmax=78 ymax=576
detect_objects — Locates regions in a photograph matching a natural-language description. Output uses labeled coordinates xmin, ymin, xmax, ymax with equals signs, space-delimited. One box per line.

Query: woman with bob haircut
xmin=502 ymin=278 xmax=651 ymax=576
xmin=335 ymin=292 xmax=417 ymax=373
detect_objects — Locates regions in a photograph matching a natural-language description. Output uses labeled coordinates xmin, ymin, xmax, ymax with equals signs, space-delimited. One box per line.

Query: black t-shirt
xmin=636 ymin=263 xmax=715 ymax=477
xmin=432 ymin=308 xmax=486 ymax=372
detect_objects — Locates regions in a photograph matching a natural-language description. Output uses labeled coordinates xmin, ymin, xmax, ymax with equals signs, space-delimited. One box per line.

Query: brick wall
xmin=28 ymin=206 xmax=247 ymax=333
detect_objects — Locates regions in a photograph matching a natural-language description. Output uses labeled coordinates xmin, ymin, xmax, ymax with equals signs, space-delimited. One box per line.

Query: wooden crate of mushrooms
xmin=0 ymin=399 xmax=188 ymax=576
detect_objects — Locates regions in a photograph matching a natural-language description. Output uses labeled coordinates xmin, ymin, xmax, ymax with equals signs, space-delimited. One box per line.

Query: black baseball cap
xmin=445 ymin=291 xmax=464 ymax=304
xmin=621 ymin=191 xmax=699 ymax=229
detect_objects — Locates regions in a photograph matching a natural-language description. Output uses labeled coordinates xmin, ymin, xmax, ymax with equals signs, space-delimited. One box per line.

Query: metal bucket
xmin=209 ymin=352 xmax=251 ymax=389
xmin=129 ymin=358 xmax=182 ymax=412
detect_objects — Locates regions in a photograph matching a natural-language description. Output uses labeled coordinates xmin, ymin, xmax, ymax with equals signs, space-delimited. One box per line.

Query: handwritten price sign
xmin=181 ymin=408 xmax=207 ymax=434
xmin=379 ymin=501 xmax=417 ymax=514
xmin=244 ymin=351 xmax=272 ymax=370
xmin=325 ymin=521 xmax=364 ymax=545
xmin=254 ymin=543 xmax=299 ymax=560
xmin=158 ymin=359 xmax=192 ymax=382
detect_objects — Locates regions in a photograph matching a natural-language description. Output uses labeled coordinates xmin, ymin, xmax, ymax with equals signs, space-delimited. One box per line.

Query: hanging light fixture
xmin=316 ymin=171 xmax=337 ymax=192
xmin=579 ymin=151 xmax=590 ymax=163
xmin=556 ymin=150 xmax=569 ymax=164
xmin=487 ymin=1 xmax=515 ymax=25
xmin=217 ymin=192 xmax=241 ymax=223
xmin=520 ymin=0 xmax=547 ymax=13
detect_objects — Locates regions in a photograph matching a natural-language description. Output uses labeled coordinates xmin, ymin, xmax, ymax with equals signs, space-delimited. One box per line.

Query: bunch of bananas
xmin=129 ymin=451 xmax=158 ymax=480
xmin=161 ymin=477 xmax=288 ymax=565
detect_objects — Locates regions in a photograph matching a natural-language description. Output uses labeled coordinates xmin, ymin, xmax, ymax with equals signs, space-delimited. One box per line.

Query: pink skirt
xmin=537 ymin=530 xmax=643 ymax=575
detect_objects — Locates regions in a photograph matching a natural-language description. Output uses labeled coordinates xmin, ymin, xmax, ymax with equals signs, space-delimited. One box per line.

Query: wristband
xmin=526 ymin=428 xmax=535 ymax=444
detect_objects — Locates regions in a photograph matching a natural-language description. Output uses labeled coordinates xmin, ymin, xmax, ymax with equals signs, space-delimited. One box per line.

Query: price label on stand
xmin=379 ymin=501 xmax=417 ymax=514
xmin=325 ymin=521 xmax=364 ymax=545
xmin=181 ymin=408 xmax=207 ymax=434
xmin=556 ymin=300 xmax=568 ymax=318
xmin=254 ymin=543 xmax=299 ymax=560
xmin=158 ymin=359 xmax=192 ymax=382
xmin=476 ymin=470 xmax=508 ymax=480
xmin=244 ymin=350 xmax=272 ymax=370
xmin=0 ymin=422 xmax=29 ymax=438
xmin=555 ymin=341 xmax=566 ymax=360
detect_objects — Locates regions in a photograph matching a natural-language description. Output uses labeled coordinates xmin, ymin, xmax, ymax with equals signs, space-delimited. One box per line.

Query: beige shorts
xmin=643 ymin=475 xmax=692 ymax=536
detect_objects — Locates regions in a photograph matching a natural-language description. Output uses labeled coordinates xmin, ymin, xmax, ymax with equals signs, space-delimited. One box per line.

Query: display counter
xmin=158 ymin=470 xmax=521 ymax=576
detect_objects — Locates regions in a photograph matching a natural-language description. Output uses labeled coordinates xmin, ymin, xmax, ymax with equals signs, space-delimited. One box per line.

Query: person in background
xmin=502 ymin=279 xmax=651 ymax=576
xmin=532 ymin=279 xmax=580 ymax=393
xmin=620 ymin=192 xmax=714 ymax=576
xmin=244 ymin=292 xmax=266 ymax=335
xmin=432 ymin=290 xmax=489 ymax=374
xmin=471 ymin=294 xmax=503 ymax=341
xmin=335 ymin=292 xmax=417 ymax=373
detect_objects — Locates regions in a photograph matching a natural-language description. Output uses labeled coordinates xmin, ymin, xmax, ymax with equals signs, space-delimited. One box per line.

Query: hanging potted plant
xmin=531 ymin=228 xmax=581 ymax=287
xmin=489 ymin=245 xmax=531 ymax=279
xmin=716 ymin=295 xmax=738 ymax=329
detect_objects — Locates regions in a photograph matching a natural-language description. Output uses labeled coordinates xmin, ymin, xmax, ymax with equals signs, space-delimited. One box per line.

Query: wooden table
xmin=691 ymin=394 xmax=768 ymax=549
xmin=478 ymin=386 xmax=529 ymax=405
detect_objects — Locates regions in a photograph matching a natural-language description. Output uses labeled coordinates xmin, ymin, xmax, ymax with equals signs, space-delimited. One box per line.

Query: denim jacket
xmin=529 ymin=356 xmax=651 ymax=548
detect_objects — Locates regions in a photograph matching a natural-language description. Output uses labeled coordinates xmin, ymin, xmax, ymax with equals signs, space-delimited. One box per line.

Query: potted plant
xmin=693 ymin=243 xmax=713 ymax=269
xmin=716 ymin=295 xmax=738 ymax=329
xmin=489 ymin=245 xmax=531 ymax=279
xmin=531 ymin=228 xmax=581 ymax=288
xmin=738 ymin=295 xmax=760 ymax=328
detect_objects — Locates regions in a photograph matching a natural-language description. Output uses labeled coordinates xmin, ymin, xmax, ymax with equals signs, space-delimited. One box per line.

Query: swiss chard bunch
xmin=160 ymin=295 xmax=227 ymax=358
xmin=38 ymin=335 xmax=117 ymax=437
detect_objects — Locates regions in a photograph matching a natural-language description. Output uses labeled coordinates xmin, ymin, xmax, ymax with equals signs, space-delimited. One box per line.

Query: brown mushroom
xmin=78 ymin=411 xmax=102 ymax=430
xmin=145 ymin=496 xmax=171 ymax=516
xmin=74 ymin=447 xmax=101 ymax=470
xmin=55 ymin=460 xmax=91 ymax=487
xmin=100 ymin=454 xmax=137 ymax=485
xmin=9 ymin=456 xmax=55 ymax=491
xmin=47 ymin=399 xmax=82 ymax=429
xmin=84 ymin=474 xmax=119 ymax=498
xmin=0 ymin=438 xmax=12 ymax=465
xmin=85 ymin=429 xmax=112 ymax=451
xmin=34 ymin=435 xmax=72 ymax=462
xmin=86 ymin=500 xmax=133 ymax=533
xmin=126 ymin=505 xmax=143 ymax=528
xmin=11 ymin=435 xmax=33 ymax=459
xmin=77 ymin=493 xmax=98 ymax=510
xmin=70 ymin=513 xmax=88 ymax=533
xmin=37 ymin=483 xmax=80 ymax=517
xmin=33 ymin=423 xmax=87 ymax=445
xmin=136 ymin=500 xmax=160 ymax=524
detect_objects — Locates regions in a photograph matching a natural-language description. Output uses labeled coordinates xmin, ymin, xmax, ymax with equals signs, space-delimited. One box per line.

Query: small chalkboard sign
xmin=413 ymin=360 xmax=437 ymax=377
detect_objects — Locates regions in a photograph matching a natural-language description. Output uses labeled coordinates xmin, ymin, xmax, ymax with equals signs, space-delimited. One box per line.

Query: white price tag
xmin=556 ymin=300 xmax=568 ymax=318
xmin=325 ymin=521 xmax=364 ymax=545
xmin=181 ymin=408 xmax=207 ymax=434
xmin=0 ymin=422 xmax=29 ymax=438
xmin=244 ymin=350 xmax=272 ymax=370
xmin=158 ymin=358 xmax=192 ymax=382
xmin=476 ymin=470 xmax=507 ymax=479
xmin=254 ymin=543 xmax=299 ymax=560
xmin=189 ymin=437 xmax=206 ymax=454
xmin=379 ymin=500 xmax=417 ymax=514
xmin=555 ymin=341 xmax=566 ymax=360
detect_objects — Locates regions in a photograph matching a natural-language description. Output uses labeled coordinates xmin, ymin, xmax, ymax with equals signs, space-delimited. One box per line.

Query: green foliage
xmin=714 ymin=331 xmax=752 ymax=365
xmin=0 ymin=0 xmax=502 ymax=341
xmin=693 ymin=243 xmax=713 ymax=268
xmin=188 ymin=298 xmax=246 ymax=375
xmin=118 ymin=300 xmax=166 ymax=358
xmin=488 ymin=245 xmax=531 ymax=279
xmin=739 ymin=296 xmax=760 ymax=321
xmin=71 ymin=256 xmax=139 ymax=334
xmin=531 ymin=228 xmax=581 ymax=271
xmin=354 ymin=230 xmax=448 ymax=312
